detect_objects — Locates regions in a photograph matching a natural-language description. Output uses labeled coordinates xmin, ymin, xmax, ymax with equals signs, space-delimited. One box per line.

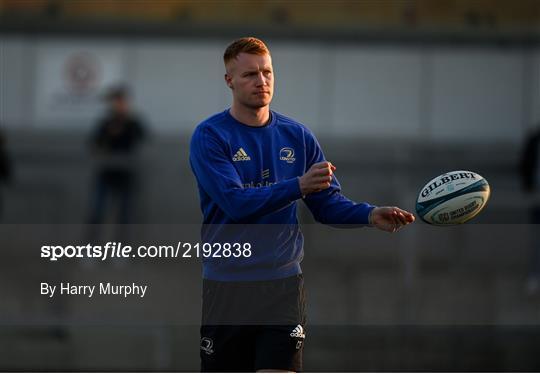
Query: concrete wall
xmin=1 ymin=36 xmax=537 ymax=142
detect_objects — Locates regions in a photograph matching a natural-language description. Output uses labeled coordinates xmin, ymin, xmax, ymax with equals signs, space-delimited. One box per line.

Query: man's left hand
xmin=370 ymin=206 xmax=415 ymax=233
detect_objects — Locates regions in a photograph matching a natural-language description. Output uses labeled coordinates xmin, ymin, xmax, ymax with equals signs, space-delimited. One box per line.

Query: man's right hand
xmin=299 ymin=161 xmax=336 ymax=196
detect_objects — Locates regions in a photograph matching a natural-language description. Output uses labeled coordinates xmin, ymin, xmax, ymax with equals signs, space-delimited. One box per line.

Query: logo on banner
xmin=63 ymin=52 xmax=102 ymax=95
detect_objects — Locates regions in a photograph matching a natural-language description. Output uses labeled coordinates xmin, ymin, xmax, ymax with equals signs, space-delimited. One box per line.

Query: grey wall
xmin=1 ymin=35 xmax=537 ymax=143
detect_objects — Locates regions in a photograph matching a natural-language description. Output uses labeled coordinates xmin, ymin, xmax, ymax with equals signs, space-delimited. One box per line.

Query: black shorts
xmin=200 ymin=274 xmax=306 ymax=372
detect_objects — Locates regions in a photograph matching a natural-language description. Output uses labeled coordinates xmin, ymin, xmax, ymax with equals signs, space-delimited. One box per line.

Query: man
xmin=521 ymin=126 xmax=540 ymax=293
xmin=0 ymin=129 xmax=12 ymax=219
xmin=88 ymin=85 xmax=146 ymax=225
xmin=189 ymin=37 xmax=415 ymax=372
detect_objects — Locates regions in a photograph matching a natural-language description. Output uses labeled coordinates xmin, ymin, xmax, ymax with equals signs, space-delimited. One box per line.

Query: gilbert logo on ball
xmin=416 ymin=170 xmax=490 ymax=225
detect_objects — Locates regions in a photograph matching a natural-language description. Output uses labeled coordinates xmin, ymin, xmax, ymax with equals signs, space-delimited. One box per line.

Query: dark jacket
xmin=0 ymin=132 xmax=11 ymax=183
xmin=92 ymin=112 xmax=146 ymax=154
xmin=521 ymin=129 xmax=540 ymax=192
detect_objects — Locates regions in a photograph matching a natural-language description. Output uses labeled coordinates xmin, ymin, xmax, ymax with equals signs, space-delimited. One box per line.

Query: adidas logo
xmin=290 ymin=324 xmax=305 ymax=339
xmin=262 ymin=169 xmax=270 ymax=179
xmin=232 ymin=148 xmax=251 ymax=162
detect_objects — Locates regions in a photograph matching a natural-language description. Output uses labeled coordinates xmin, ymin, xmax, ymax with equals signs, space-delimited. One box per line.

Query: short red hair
xmin=223 ymin=37 xmax=270 ymax=65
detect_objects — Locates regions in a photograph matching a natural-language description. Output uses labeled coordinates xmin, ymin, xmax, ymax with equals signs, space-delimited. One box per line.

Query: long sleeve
xmin=189 ymin=125 xmax=303 ymax=222
xmin=302 ymin=129 xmax=375 ymax=225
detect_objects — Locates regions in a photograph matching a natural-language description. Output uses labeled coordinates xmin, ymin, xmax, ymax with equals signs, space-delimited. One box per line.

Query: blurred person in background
xmin=521 ymin=126 xmax=540 ymax=294
xmin=190 ymin=37 xmax=415 ymax=372
xmin=0 ymin=129 xmax=12 ymax=220
xmin=87 ymin=85 xmax=147 ymax=226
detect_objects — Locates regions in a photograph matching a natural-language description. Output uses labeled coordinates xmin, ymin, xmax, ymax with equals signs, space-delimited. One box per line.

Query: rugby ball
xmin=416 ymin=170 xmax=490 ymax=225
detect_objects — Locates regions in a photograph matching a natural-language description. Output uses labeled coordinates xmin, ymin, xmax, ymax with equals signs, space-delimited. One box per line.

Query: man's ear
xmin=224 ymin=74 xmax=233 ymax=89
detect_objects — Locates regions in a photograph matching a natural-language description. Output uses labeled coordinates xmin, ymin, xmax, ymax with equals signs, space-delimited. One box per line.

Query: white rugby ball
xmin=416 ymin=170 xmax=490 ymax=225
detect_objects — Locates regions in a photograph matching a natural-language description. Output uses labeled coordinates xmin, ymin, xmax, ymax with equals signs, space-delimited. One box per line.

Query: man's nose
xmin=255 ymin=72 xmax=267 ymax=86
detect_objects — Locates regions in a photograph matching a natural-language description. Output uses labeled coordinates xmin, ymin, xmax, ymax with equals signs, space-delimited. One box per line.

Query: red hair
xmin=223 ymin=37 xmax=270 ymax=65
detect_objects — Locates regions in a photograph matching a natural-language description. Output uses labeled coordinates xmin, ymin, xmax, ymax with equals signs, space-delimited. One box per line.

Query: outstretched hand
xmin=370 ymin=206 xmax=415 ymax=233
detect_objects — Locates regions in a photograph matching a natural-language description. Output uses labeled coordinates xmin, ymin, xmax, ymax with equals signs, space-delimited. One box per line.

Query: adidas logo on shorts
xmin=290 ymin=324 xmax=305 ymax=339
xmin=232 ymin=148 xmax=251 ymax=162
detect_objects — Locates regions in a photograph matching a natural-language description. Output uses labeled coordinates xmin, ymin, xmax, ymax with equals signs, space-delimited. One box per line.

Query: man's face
xmin=225 ymin=52 xmax=274 ymax=109
xmin=110 ymin=97 xmax=130 ymax=115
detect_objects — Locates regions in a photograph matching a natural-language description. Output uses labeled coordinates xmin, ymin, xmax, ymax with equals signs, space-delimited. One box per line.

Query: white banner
xmin=34 ymin=41 xmax=127 ymax=128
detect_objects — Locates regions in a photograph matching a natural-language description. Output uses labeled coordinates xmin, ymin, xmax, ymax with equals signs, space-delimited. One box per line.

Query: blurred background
xmin=1 ymin=0 xmax=540 ymax=371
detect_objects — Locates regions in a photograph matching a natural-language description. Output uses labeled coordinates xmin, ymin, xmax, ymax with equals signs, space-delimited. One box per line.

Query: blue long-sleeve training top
xmin=189 ymin=109 xmax=376 ymax=281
